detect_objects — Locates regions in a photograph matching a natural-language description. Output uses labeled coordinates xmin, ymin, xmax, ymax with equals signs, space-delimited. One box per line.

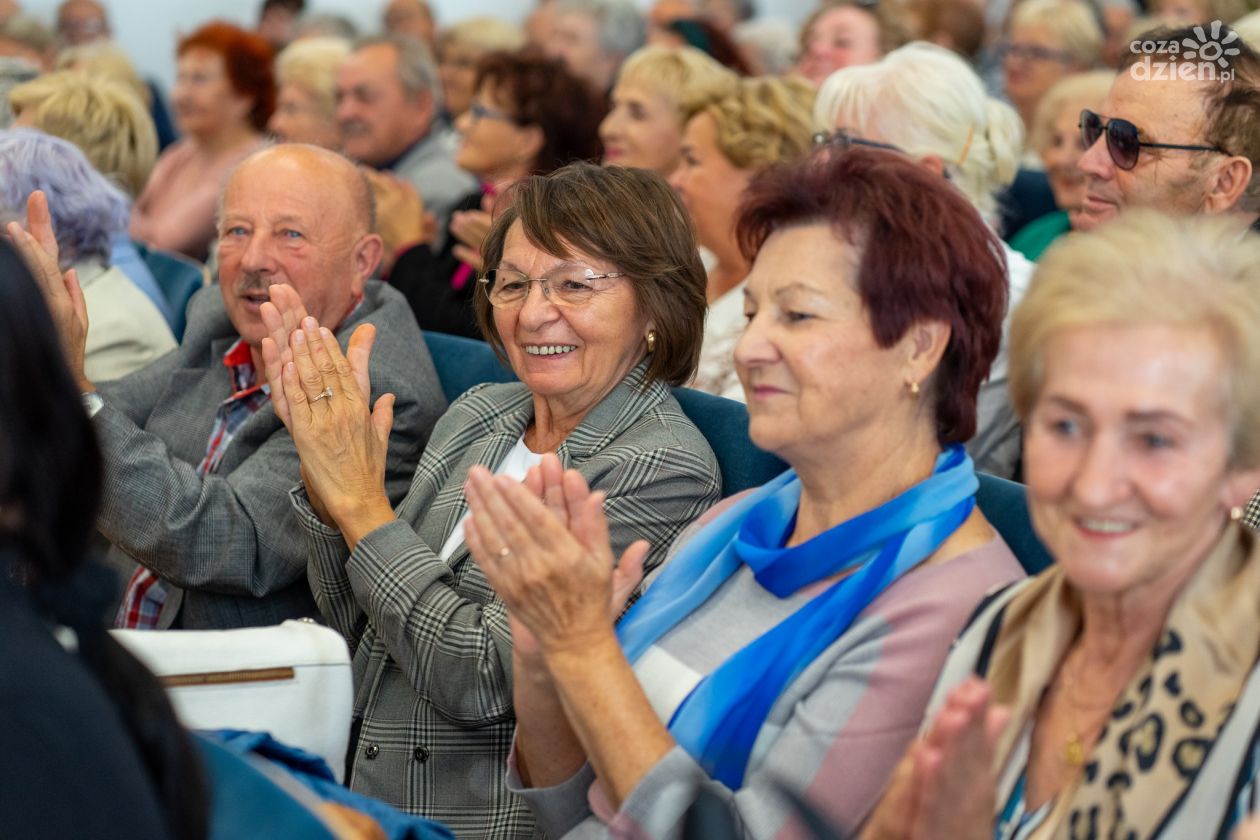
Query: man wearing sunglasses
xmin=1076 ymin=25 xmax=1260 ymax=233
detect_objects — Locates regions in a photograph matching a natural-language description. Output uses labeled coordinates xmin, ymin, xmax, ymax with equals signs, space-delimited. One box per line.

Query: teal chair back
xmin=975 ymin=473 xmax=1053 ymax=575
xmin=134 ymin=241 xmax=205 ymax=341
xmin=421 ymin=332 xmax=783 ymax=497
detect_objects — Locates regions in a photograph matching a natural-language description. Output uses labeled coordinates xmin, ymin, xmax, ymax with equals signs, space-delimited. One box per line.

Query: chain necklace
xmin=1060 ymin=656 xmax=1117 ymax=769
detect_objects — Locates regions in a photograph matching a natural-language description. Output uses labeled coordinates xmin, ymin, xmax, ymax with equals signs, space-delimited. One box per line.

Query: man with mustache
xmin=336 ymin=34 xmax=474 ymax=240
xmin=14 ymin=143 xmax=445 ymax=629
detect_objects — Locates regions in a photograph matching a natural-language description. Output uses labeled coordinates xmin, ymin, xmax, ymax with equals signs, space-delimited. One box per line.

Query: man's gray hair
xmin=352 ymin=33 xmax=442 ymax=113
xmin=555 ymin=0 xmax=646 ymax=59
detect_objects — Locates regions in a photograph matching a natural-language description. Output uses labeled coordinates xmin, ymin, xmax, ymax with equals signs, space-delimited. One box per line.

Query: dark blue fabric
xmin=997 ymin=168 xmax=1058 ymax=241
xmin=133 ymin=241 xmax=203 ymax=341
xmin=204 ymin=730 xmax=454 ymax=840
xmin=975 ymin=473 xmax=1053 ymax=575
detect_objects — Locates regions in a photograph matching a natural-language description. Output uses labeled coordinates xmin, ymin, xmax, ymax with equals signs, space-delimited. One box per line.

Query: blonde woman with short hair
xmin=9 ymin=70 xmax=156 ymax=197
xmin=1002 ymin=0 xmax=1103 ymax=132
xmin=435 ymin=16 xmax=525 ymax=121
xmin=1010 ymin=70 xmax=1115 ymax=260
xmin=670 ymin=75 xmax=815 ymax=399
xmin=269 ymin=36 xmax=351 ymax=148
xmin=600 ymin=45 xmax=738 ymax=176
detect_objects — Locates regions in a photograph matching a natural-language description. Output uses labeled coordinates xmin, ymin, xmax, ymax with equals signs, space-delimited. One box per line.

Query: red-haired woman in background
xmin=462 ymin=147 xmax=1025 ymax=839
xmin=130 ymin=22 xmax=273 ymax=262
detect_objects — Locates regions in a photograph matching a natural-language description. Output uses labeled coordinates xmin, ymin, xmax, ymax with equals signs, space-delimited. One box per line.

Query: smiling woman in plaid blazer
xmin=261 ymin=163 xmax=721 ymax=838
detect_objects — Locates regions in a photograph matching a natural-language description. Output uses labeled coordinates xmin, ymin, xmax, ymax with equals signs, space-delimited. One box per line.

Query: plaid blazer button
xmin=413 ymin=746 xmax=430 ymax=763
xmin=364 ymin=743 xmax=381 ymax=760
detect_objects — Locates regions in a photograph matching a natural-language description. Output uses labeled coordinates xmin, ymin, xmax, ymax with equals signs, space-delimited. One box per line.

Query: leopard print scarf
xmin=983 ymin=524 xmax=1260 ymax=840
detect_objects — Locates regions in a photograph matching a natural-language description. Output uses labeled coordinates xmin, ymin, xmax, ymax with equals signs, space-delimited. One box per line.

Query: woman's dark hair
xmin=736 ymin=147 xmax=1008 ymax=445
xmin=178 ymin=21 xmax=276 ymax=131
xmin=0 ymin=240 xmax=208 ymax=839
xmin=662 ymin=18 xmax=754 ymax=76
xmin=477 ymin=162 xmax=708 ymax=387
xmin=475 ymin=50 xmax=606 ymax=175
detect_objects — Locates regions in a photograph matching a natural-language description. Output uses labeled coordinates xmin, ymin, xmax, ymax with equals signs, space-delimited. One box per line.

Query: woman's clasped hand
xmin=259 ymin=283 xmax=396 ymax=542
xmin=464 ymin=454 xmax=649 ymax=658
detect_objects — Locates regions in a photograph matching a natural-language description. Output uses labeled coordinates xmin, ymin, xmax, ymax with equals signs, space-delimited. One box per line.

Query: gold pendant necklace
xmin=1061 ymin=657 xmax=1110 ymax=769
xmin=1064 ymin=731 xmax=1086 ymax=768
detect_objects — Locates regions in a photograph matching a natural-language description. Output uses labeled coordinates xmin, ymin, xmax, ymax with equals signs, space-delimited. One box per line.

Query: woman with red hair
xmin=130 ymin=22 xmax=273 ymax=262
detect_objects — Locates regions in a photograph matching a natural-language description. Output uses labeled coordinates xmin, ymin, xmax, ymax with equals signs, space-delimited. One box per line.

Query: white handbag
xmin=112 ymin=619 xmax=353 ymax=782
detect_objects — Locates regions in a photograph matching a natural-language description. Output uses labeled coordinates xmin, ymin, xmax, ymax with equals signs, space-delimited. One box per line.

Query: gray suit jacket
xmin=96 ymin=280 xmax=447 ymax=629
xmin=295 ymin=363 xmax=722 ymax=838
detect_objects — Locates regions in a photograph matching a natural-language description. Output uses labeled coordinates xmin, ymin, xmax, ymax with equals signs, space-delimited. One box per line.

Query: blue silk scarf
xmin=616 ymin=444 xmax=978 ymax=788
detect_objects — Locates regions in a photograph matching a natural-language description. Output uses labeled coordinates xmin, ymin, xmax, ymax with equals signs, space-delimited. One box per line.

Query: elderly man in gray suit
xmin=12 ymin=143 xmax=446 ymax=629
xmin=336 ymin=34 xmax=475 ymax=238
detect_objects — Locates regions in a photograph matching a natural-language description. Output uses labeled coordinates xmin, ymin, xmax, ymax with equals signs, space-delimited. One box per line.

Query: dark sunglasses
xmin=1079 ymin=109 xmax=1226 ymax=171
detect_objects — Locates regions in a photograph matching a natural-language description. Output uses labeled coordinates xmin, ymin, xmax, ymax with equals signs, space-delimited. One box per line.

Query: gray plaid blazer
xmin=96 ymin=281 xmax=446 ymax=628
xmin=295 ymin=362 xmax=721 ymax=838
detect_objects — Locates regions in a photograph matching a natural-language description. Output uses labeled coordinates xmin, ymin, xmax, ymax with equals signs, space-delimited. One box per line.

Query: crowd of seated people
xmin=5 ymin=0 xmax=1260 ymax=837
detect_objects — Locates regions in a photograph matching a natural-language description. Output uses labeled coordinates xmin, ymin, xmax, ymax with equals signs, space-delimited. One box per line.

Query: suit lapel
xmin=420 ymin=390 xmax=535 ymax=558
xmin=440 ymin=363 xmax=665 ymax=567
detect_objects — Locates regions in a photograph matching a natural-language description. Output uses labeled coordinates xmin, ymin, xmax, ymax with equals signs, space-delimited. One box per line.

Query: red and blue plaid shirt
xmin=117 ymin=339 xmax=272 ymax=629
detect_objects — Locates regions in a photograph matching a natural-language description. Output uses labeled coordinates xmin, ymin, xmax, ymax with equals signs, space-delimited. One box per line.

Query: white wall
xmin=19 ymin=0 xmax=814 ymax=90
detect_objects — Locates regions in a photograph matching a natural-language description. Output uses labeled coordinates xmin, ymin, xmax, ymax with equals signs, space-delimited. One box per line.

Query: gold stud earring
xmin=907 ymin=380 xmax=920 ymax=396
xmin=646 ymin=330 xmax=657 ymax=353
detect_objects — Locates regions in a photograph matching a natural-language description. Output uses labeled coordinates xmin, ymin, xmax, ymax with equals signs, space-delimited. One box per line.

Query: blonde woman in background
xmin=56 ymin=40 xmax=150 ymax=110
xmin=9 ymin=70 xmax=156 ymax=197
xmin=8 ymin=70 xmax=175 ymax=330
xmin=1010 ymin=70 xmax=1115 ymax=261
xmin=269 ymin=36 xmax=350 ymax=149
xmin=56 ymin=38 xmax=177 ymax=150
xmin=600 ymin=45 xmax=738 ymax=177
xmin=815 ymin=42 xmax=1028 ymax=479
xmin=435 ymin=16 xmax=525 ymax=123
xmin=671 ymin=75 xmax=815 ymax=400
xmin=1000 ymin=0 xmax=1103 ymax=142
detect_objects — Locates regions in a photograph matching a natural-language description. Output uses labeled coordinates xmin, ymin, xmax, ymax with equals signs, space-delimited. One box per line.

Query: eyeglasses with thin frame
xmin=997 ymin=41 xmax=1073 ymax=64
xmin=811 ymin=129 xmax=903 ymax=154
xmin=467 ymin=102 xmax=521 ymax=126
xmin=479 ymin=267 xmax=628 ymax=308
xmin=1079 ymin=109 xmax=1227 ymax=171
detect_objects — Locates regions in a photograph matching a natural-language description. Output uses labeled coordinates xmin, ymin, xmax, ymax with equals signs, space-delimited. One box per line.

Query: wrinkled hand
xmin=465 ymin=455 xmax=648 ymax=660
xmin=450 ymin=205 xmax=492 ymax=272
xmin=361 ymin=167 xmax=427 ymax=273
xmin=863 ymin=677 xmax=1006 ymax=840
xmin=6 ymin=191 xmax=91 ymax=390
xmin=263 ymin=311 xmax=396 ymax=543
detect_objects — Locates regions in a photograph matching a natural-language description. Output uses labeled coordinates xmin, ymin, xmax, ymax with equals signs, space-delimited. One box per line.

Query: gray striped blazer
xmin=293 ymin=362 xmax=721 ymax=838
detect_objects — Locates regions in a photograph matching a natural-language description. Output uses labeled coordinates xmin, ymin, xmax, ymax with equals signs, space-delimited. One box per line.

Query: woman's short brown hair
xmin=477 ymin=163 xmax=707 ymax=387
